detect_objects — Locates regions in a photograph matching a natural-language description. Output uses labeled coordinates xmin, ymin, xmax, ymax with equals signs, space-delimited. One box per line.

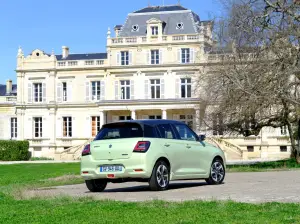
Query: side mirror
xmin=199 ymin=134 xmax=206 ymax=142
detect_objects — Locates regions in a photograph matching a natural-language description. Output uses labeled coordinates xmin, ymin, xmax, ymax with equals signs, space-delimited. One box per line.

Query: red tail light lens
xmin=133 ymin=141 xmax=151 ymax=153
xmin=82 ymin=144 xmax=91 ymax=156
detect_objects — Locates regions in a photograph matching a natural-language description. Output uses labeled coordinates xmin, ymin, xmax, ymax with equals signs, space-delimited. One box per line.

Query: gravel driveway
xmin=25 ymin=170 xmax=300 ymax=203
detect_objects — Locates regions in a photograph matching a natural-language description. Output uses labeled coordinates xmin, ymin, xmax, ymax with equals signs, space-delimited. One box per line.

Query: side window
xmin=157 ymin=124 xmax=176 ymax=139
xmin=173 ymin=123 xmax=197 ymax=141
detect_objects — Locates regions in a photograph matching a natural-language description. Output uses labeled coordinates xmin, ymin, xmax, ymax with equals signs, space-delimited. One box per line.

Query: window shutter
xmin=42 ymin=82 xmax=46 ymax=103
xmin=56 ymin=82 xmax=62 ymax=103
xmin=178 ymin=48 xmax=182 ymax=63
xmin=56 ymin=117 xmax=62 ymax=138
xmin=159 ymin=49 xmax=163 ymax=64
xmin=67 ymin=82 xmax=72 ymax=102
xmin=117 ymin=52 xmax=120 ymax=65
xmin=112 ymin=116 xmax=119 ymax=122
xmin=86 ymin=116 xmax=91 ymax=138
xmin=129 ymin=51 xmax=132 ymax=65
xmin=42 ymin=117 xmax=47 ymax=138
xmin=191 ymin=76 xmax=197 ymax=97
xmin=190 ymin=48 xmax=195 ymax=63
xmin=85 ymin=81 xmax=90 ymax=101
xmin=130 ymin=80 xmax=134 ymax=100
xmin=175 ymin=77 xmax=180 ymax=98
xmin=28 ymin=83 xmax=32 ymax=103
xmin=100 ymin=80 xmax=105 ymax=101
xmin=173 ymin=114 xmax=180 ymax=120
xmin=144 ymin=79 xmax=149 ymax=99
xmin=161 ymin=78 xmax=165 ymax=99
xmin=114 ymin=80 xmax=119 ymax=100
xmin=147 ymin=50 xmax=150 ymax=65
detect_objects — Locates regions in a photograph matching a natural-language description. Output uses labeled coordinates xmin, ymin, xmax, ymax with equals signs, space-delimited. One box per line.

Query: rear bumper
xmin=80 ymin=154 xmax=153 ymax=180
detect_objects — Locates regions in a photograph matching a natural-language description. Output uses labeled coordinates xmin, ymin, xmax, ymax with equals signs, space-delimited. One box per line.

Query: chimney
xmin=62 ymin=46 xmax=69 ymax=58
xmin=6 ymin=79 xmax=12 ymax=95
xmin=114 ymin=25 xmax=122 ymax=37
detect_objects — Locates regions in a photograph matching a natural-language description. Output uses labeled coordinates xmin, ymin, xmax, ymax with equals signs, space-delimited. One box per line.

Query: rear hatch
xmin=90 ymin=122 xmax=146 ymax=160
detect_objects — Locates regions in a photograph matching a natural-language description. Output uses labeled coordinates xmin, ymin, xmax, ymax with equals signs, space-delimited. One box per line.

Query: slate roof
xmin=0 ymin=84 xmax=17 ymax=96
xmin=56 ymin=53 xmax=107 ymax=61
xmin=133 ymin=5 xmax=188 ymax=13
xmin=119 ymin=5 xmax=201 ymax=37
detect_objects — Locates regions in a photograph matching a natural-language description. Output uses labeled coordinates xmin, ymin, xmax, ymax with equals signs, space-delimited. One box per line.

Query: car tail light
xmin=133 ymin=141 xmax=151 ymax=153
xmin=82 ymin=144 xmax=91 ymax=156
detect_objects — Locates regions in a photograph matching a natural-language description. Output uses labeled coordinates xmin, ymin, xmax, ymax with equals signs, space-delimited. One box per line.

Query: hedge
xmin=0 ymin=140 xmax=30 ymax=161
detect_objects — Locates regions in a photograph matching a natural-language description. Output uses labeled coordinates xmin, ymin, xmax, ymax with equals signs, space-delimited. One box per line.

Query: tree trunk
xmin=287 ymin=120 xmax=300 ymax=163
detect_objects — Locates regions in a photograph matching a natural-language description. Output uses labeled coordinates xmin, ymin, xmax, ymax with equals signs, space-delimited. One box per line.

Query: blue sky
xmin=0 ymin=0 xmax=222 ymax=84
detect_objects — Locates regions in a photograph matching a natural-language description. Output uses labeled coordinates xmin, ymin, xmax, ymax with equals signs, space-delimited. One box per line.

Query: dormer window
xmin=151 ymin=26 xmax=158 ymax=35
xmin=176 ymin=22 xmax=184 ymax=30
xmin=132 ymin=25 xmax=139 ymax=32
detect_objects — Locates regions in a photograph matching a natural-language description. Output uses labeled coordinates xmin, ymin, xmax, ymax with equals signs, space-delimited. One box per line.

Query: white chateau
xmin=1 ymin=4 xmax=291 ymax=160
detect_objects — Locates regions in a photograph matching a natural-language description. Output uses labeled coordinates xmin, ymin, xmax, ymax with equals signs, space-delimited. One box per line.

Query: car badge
xmin=109 ymin=144 xmax=112 ymax=148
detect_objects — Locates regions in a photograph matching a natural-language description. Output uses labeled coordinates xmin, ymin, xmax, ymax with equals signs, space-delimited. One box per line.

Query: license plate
xmin=100 ymin=165 xmax=123 ymax=172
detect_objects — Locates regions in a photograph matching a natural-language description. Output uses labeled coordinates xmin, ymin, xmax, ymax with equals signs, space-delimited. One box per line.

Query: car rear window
xmin=94 ymin=123 xmax=145 ymax=140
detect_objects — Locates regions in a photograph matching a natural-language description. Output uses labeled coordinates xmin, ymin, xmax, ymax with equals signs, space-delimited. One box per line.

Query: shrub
xmin=0 ymin=140 xmax=30 ymax=161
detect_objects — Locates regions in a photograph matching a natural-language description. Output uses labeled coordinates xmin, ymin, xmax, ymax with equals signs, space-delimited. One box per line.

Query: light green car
xmin=81 ymin=119 xmax=226 ymax=192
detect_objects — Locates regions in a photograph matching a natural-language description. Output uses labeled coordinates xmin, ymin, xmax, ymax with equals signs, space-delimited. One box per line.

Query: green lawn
xmin=1 ymin=161 xmax=300 ymax=223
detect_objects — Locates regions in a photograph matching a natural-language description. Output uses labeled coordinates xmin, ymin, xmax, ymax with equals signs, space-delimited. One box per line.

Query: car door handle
xmin=186 ymin=145 xmax=191 ymax=149
xmin=164 ymin=144 xmax=170 ymax=147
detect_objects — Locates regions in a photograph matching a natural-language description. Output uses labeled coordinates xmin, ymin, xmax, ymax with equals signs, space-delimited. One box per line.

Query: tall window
xmin=280 ymin=126 xmax=287 ymax=135
xmin=151 ymin=50 xmax=159 ymax=64
xmin=179 ymin=115 xmax=193 ymax=129
xmin=181 ymin=48 xmax=190 ymax=63
xmin=33 ymin=83 xmax=42 ymax=102
xmin=62 ymin=82 xmax=67 ymax=101
xmin=34 ymin=117 xmax=42 ymax=138
xmin=150 ymin=79 xmax=160 ymax=99
xmin=11 ymin=118 xmax=17 ymax=139
xmin=151 ymin=26 xmax=158 ymax=35
xmin=121 ymin=51 xmax=129 ymax=65
xmin=120 ymin=80 xmax=130 ymax=100
xmin=91 ymin=81 xmax=101 ymax=100
xmin=63 ymin=117 xmax=72 ymax=137
xmin=91 ymin=116 xmax=101 ymax=137
xmin=181 ymin=78 xmax=191 ymax=98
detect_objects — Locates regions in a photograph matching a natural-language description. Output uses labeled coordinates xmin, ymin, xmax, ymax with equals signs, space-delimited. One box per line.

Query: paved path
xmin=24 ymin=170 xmax=300 ymax=203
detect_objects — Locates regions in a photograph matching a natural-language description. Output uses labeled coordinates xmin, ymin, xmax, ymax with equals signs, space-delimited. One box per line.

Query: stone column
xmin=17 ymin=72 xmax=24 ymax=104
xmin=16 ymin=108 xmax=24 ymax=140
xmin=49 ymin=108 xmax=56 ymax=145
xmin=162 ymin=109 xmax=167 ymax=119
xmin=48 ymin=71 xmax=56 ymax=104
xmin=131 ymin=110 xmax=136 ymax=120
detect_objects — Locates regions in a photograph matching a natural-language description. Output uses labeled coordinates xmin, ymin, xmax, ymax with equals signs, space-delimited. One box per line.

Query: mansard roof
xmin=56 ymin=53 xmax=107 ymax=61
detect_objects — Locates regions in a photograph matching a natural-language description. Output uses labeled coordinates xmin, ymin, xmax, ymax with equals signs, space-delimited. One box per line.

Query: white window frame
xmin=149 ymin=115 xmax=162 ymax=119
xmin=11 ymin=117 xmax=17 ymax=139
xmin=91 ymin=81 xmax=101 ymax=101
xmin=150 ymin=79 xmax=161 ymax=99
xmin=120 ymin=80 xmax=131 ymax=100
xmin=91 ymin=116 xmax=101 ymax=137
xmin=33 ymin=117 xmax=43 ymax=138
xmin=121 ymin=51 xmax=129 ymax=65
xmin=63 ymin=117 xmax=72 ymax=138
xmin=119 ymin=116 xmax=131 ymax=121
xmin=181 ymin=48 xmax=190 ymax=63
xmin=181 ymin=78 xmax=192 ymax=98
xmin=62 ymin=82 xmax=67 ymax=102
xmin=151 ymin=50 xmax=160 ymax=65
xmin=151 ymin=26 xmax=158 ymax=35
xmin=33 ymin=83 xmax=43 ymax=102
xmin=280 ymin=126 xmax=287 ymax=135
xmin=179 ymin=114 xmax=194 ymax=129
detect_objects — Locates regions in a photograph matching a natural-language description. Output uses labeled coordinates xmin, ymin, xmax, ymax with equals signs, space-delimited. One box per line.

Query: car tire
xmin=149 ymin=160 xmax=170 ymax=191
xmin=205 ymin=158 xmax=225 ymax=185
xmin=85 ymin=179 xmax=107 ymax=192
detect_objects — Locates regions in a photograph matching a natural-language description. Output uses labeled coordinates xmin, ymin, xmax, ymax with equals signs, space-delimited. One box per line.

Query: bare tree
xmin=198 ymin=0 xmax=300 ymax=161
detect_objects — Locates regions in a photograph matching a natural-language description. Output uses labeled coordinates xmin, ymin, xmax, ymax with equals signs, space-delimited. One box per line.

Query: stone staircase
xmin=55 ymin=138 xmax=93 ymax=161
xmin=206 ymin=137 xmax=247 ymax=161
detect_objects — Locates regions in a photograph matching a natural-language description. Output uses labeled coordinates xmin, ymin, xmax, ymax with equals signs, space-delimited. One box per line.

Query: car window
xmin=157 ymin=124 xmax=176 ymax=139
xmin=95 ymin=123 xmax=143 ymax=140
xmin=173 ymin=123 xmax=197 ymax=141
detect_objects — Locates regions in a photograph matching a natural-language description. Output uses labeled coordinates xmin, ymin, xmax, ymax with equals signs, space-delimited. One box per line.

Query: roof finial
xmin=107 ymin=27 xmax=111 ymax=39
xmin=17 ymin=46 xmax=23 ymax=56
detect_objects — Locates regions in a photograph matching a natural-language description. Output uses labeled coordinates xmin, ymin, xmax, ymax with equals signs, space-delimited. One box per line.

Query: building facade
xmin=13 ymin=4 xmax=291 ymax=160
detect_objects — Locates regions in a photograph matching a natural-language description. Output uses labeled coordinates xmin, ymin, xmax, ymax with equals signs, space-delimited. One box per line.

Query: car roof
xmin=105 ymin=119 xmax=185 ymax=127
